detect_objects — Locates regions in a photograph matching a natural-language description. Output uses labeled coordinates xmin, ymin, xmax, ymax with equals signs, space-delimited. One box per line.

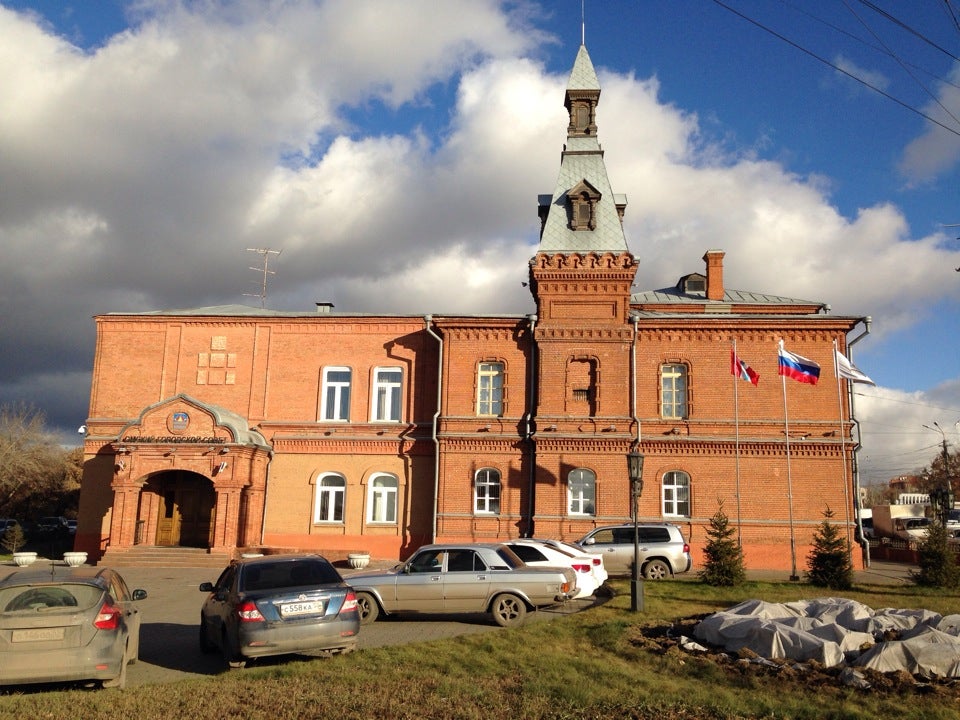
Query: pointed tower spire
xmin=536 ymin=44 xmax=628 ymax=254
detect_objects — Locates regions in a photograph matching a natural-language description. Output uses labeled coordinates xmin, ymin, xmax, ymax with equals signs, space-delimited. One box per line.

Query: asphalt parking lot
xmin=117 ymin=564 xmax=599 ymax=687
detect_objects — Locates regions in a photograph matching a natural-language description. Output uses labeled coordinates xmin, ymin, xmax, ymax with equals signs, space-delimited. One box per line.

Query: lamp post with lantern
xmin=627 ymin=448 xmax=645 ymax=612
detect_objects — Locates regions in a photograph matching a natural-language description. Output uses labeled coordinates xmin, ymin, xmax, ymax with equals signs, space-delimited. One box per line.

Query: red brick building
xmin=77 ymin=45 xmax=867 ymax=570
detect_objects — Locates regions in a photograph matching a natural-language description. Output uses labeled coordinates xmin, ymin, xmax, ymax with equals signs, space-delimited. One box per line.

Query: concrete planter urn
xmin=347 ymin=552 xmax=371 ymax=570
xmin=63 ymin=551 xmax=88 ymax=567
xmin=12 ymin=551 xmax=37 ymax=567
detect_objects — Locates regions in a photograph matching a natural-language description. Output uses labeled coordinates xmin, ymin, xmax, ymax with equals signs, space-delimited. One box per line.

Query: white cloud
xmin=898 ymin=64 xmax=960 ymax=183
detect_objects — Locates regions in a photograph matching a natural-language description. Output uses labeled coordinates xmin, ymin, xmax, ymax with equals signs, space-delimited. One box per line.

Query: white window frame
xmin=477 ymin=362 xmax=504 ymax=416
xmin=662 ymin=470 xmax=691 ymax=517
xmin=661 ymin=363 xmax=688 ymax=419
xmin=314 ymin=473 xmax=346 ymax=523
xmin=371 ymin=367 xmax=402 ymax=422
xmin=567 ymin=468 xmax=596 ymax=516
xmin=320 ymin=367 xmax=352 ymax=421
xmin=474 ymin=468 xmax=501 ymax=514
xmin=367 ymin=473 xmax=398 ymax=524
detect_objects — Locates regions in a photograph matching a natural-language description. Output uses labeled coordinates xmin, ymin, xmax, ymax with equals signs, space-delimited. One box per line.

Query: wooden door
xmin=155 ymin=473 xmax=214 ymax=547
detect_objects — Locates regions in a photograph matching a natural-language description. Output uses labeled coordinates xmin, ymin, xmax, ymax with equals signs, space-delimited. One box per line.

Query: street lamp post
xmin=925 ymin=422 xmax=955 ymax=526
xmin=627 ymin=449 xmax=645 ymax=612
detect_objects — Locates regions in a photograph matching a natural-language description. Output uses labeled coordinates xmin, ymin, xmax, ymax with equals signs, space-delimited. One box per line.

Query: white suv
xmin=575 ymin=523 xmax=692 ymax=579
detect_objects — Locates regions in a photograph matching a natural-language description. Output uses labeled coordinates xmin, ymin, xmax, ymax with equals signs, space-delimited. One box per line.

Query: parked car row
xmin=1 ymin=528 xmax=692 ymax=687
xmin=0 ymin=516 xmax=76 ymax=542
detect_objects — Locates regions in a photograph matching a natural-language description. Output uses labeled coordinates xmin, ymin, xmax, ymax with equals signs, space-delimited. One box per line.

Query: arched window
xmin=662 ymin=471 xmax=690 ymax=517
xmin=660 ymin=364 xmax=688 ymax=419
xmin=314 ymin=473 xmax=345 ymax=523
xmin=474 ymin=468 xmax=501 ymax=514
xmin=568 ymin=468 xmax=596 ymax=516
xmin=367 ymin=473 xmax=398 ymax=524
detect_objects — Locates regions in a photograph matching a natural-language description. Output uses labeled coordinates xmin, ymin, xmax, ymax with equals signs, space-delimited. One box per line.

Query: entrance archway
xmin=147 ymin=471 xmax=215 ymax=548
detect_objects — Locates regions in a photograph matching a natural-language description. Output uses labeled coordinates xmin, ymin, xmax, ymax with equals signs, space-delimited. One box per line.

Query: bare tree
xmin=0 ymin=403 xmax=66 ymax=517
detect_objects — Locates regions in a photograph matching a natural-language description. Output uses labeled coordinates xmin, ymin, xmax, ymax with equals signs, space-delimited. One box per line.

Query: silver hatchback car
xmin=575 ymin=523 xmax=692 ymax=579
xmin=0 ymin=565 xmax=147 ymax=689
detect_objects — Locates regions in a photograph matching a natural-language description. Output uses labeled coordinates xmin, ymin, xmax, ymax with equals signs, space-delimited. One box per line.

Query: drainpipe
xmin=630 ymin=314 xmax=641 ymax=446
xmin=259 ymin=449 xmax=274 ymax=547
xmin=525 ymin=314 xmax=538 ymax=538
xmin=424 ymin=316 xmax=443 ymax=543
xmin=847 ymin=316 xmax=871 ymax=566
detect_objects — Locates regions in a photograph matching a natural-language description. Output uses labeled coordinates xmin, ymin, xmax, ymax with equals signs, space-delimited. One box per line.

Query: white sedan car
xmin=504 ymin=539 xmax=607 ymax=599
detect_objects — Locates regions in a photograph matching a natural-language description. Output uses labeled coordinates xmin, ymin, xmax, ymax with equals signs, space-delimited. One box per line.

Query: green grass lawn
xmin=1 ymin=577 xmax=958 ymax=719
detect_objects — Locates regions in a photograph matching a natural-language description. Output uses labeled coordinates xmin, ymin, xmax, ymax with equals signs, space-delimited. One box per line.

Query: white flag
xmin=835 ymin=350 xmax=875 ymax=385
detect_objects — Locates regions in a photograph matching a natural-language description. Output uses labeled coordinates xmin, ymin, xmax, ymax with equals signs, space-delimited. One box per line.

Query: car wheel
xmin=355 ymin=592 xmax=380 ymax=625
xmin=102 ymin=644 xmax=128 ymax=689
xmin=199 ymin=619 xmax=216 ymax=654
xmin=221 ymin=628 xmax=246 ymax=669
xmin=491 ymin=593 xmax=527 ymax=628
xmin=643 ymin=559 xmax=670 ymax=580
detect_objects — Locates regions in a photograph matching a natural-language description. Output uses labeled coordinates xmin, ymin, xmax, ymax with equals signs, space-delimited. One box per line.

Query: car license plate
xmin=280 ymin=600 xmax=323 ymax=617
xmin=12 ymin=627 xmax=66 ymax=642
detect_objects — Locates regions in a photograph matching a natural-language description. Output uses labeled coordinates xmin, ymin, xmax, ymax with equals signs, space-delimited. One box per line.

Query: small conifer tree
xmin=913 ymin=519 xmax=960 ymax=589
xmin=699 ymin=499 xmax=745 ymax=586
xmin=806 ymin=507 xmax=853 ymax=589
xmin=1 ymin=523 xmax=26 ymax=554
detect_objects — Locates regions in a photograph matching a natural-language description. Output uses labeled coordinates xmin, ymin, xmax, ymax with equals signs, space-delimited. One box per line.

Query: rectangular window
xmin=567 ymin=468 xmax=596 ymax=516
xmin=321 ymin=367 xmax=351 ymax=421
xmin=372 ymin=367 xmax=402 ymax=422
xmin=661 ymin=364 xmax=688 ymax=419
xmin=477 ymin=362 xmax=504 ymax=416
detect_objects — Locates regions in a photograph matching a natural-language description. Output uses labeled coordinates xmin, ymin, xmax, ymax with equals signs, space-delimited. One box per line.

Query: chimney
xmin=703 ymin=250 xmax=725 ymax=301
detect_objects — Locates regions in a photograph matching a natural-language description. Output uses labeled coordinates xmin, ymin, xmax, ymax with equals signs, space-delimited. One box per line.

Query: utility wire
xmin=777 ymin=0 xmax=960 ymax=90
xmin=852 ymin=0 xmax=960 ymax=62
xmin=843 ymin=0 xmax=960 ymax=137
xmin=710 ymin=0 xmax=960 ymax=137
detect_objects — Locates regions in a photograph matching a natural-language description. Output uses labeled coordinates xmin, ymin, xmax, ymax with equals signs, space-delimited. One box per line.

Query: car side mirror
xmin=199 ymin=582 xmax=214 ymax=592
xmin=582 ymin=537 xmax=595 ymax=546
xmin=132 ymin=589 xmax=147 ymax=601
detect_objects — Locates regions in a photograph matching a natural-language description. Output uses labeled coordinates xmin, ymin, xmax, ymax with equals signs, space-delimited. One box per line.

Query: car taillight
xmin=341 ymin=591 xmax=358 ymax=614
xmin=94 ymin=602 xmax=120 ymax=630
xmin=237 ymin=600 xmax=265 ymax=623
xmin=572 ymin=563 xmax=591 ymax=574
xmin=683 ymin=543 xmax=690 ymax=554
xmin=590 ymin=558 xmax=602 ymax=567
xmin=560 ymin=581 xmax=572 ymax=593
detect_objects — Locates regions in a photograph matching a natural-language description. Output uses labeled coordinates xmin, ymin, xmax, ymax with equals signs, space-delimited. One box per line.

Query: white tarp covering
xmin=693 ymin=598 xmax=960 ymax=678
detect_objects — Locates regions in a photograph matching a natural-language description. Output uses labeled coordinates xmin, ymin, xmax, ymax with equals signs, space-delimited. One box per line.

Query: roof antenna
xmin=244 ymin=248 xmax=282 ymax=308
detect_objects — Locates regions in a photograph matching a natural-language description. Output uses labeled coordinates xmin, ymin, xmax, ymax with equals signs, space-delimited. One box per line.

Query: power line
xmin=710 ymin=0 xmax=960 ymax=138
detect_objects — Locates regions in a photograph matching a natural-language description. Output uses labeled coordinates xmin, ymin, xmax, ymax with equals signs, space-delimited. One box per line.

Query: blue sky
xmin=1 ymin=0 xmax=958 ymax=485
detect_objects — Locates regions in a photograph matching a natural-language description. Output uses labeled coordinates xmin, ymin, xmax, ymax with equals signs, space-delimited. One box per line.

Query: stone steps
xmin=99 ymin=546 xmax=233 ymax=568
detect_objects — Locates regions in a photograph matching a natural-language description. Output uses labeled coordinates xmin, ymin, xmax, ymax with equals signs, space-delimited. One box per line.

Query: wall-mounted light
xmin=116 ymin=446 xmax=130 ymax=454
xmin=164 ymin=448 xmax=176 ymax=456
xmin=219 ymin=447 xmax=230 ymax=455
xmin=115 ymin=460 xmax=125 ymax=471
xmin=606 ymin=424 xmax=617 ymax=431
xmin=216 ymin=461 xmax=228 ymax=473
xmin=546 ymin=424 xmax=557 ymax=431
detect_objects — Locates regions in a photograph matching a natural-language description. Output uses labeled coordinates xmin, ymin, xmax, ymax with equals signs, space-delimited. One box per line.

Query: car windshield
xmin=0 ymin=583 xmax=104 ymax=613
xmin=240 ymin=560 xmax=341 ymax=591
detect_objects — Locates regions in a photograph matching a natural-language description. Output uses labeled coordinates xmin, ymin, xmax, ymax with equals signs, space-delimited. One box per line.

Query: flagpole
xmin=780 ymin=341 xmax=799 ymax=581
xmin=732 ymin=338 xmax=743 ymax=546
xmin=833 ymin=340 xmax=854 ymax=567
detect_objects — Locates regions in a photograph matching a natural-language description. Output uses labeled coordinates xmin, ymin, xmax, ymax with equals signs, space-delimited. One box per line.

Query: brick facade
xmin=76 ymin=44 xmax=867 ymax=571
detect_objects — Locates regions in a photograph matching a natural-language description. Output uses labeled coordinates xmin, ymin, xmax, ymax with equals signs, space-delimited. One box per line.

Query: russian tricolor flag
xmin=778 ymin=343 xmax=820 ymax=385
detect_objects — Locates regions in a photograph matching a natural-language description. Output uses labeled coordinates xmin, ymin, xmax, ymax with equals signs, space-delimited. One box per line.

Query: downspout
xmin=525 ymin=314 xmax=538 ymax=538
xmin=847 ymin=316 xmax=872 ymax=566
xmin=630 ymin=314 xmax=640 ymax=447
xmin=259 ymin=449 xmax=274 ymax=546
xmin=424 ymin=316 xmax=443 ymax=543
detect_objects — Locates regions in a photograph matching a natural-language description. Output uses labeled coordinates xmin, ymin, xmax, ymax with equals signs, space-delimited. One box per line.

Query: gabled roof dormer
xmin=566 ymin=179 xmax=601 ymax=231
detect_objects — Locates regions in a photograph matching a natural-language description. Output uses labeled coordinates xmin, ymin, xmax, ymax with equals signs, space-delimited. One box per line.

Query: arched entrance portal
xmin=147 ymin=471 xmax=215 ymax=548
